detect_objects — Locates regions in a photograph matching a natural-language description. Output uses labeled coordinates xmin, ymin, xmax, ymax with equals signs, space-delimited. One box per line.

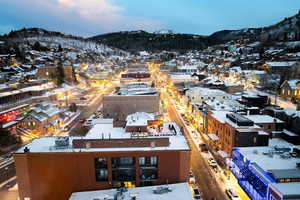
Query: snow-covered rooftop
xmin=244 ymin=115 xmax=284 ymax=124
xmin=170 ymin=74 xmax=198 ymax=82
xmin=126 ymin=112 xmax=155 ymax=126
xmin=15 ymin=121 xmax=190 ymax=153
xmin=270 ymin=182 xmax=300 ymax=196
xmin=0 ymin=82 xmax=54 ymax=98
xmin=266 ymin=61 xmax=297 ymax=67
xmin=236 ymin=141 xmax=300 ymax=171
xmin=287 ymin=79 xmax=300 ymax=89
xmin=69 ymin=183 xmax=193 ymax=200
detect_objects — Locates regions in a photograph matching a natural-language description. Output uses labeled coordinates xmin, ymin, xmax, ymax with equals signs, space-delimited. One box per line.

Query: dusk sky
xmin=0 ymin=0 xmax=300 ymax=37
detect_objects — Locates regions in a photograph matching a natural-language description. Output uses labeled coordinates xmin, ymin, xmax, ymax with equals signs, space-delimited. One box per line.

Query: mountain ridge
xmin=2 ymin=11 xmax=300 ymax=53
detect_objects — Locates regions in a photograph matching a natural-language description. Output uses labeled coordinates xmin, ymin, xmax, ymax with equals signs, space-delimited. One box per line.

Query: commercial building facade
xmin=14 ymin=120 xmax=190 ymax=200
xmin=103 ymin=95 xmax=160 ymax=121
xmin=231 ymin=145 xmax=300 ymax=200
xmin=207 ymin=111 xmax=269 ymax=157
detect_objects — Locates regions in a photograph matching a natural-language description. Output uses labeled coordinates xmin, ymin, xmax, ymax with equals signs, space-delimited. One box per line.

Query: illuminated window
xmin=95 ymin=158 xmax=108 ymax=181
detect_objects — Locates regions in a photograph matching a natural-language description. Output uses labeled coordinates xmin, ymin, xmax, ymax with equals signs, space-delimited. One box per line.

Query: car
xmin=192 ymin=187 xmax=202 ymax=200
xmin=226 ymin=189 xmax=240 ymax=200
xmin=189 ymin=171 xmax=196 ymax=184
xmin=78 ymin=119 xmax=85 ymax=123
xmin=199 ymin=143 xmax=208 ymax=152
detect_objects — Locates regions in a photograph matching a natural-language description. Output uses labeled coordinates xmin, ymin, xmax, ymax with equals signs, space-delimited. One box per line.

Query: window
xmin=140 ymin=156 xmax=158 ymax=186
xmin=95 ymin=158 xmax=108 ymax=181
xmin=139 ymin=156 xmax=157 ymax=167
xmin=140 ymin=168 xmax=158 ymax=181
xmin=112 ymin=157 xmax=136 ymax=182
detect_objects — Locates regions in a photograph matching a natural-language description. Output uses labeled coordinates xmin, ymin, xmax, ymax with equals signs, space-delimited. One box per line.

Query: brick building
xmin=37 ymin=65 xmax=75 ymax=83
xmin=207 ymin=111 xmax=269 ymax=157
xmin=14 ymin=121 xmax=190 ymax=200
xmin=103 ymin=95 xmax=160 ymax=121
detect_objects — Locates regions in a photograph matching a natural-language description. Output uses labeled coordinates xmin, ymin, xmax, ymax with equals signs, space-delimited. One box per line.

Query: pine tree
xmin=56 ymin=61 xmax=65 ymax=86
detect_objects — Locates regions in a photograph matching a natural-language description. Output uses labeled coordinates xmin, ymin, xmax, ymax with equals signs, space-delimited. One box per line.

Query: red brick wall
xmin=14 ymin=150 xmax=190 ymax=200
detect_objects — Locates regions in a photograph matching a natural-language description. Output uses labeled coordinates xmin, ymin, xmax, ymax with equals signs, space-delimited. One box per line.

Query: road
xmin=69 ymin=86 xmax=115 ymax=136
xmin=166 ymin=99 xmax=229 ymax=200
xmin=151 ymin=62 xmax=229 ymax=200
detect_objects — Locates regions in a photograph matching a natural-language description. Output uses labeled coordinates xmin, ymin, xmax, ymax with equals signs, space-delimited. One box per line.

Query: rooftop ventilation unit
xmin=153 ymin=186 xmax=172 ymax=194
xmin=55 ymin=136 xmax=69 ymax=148
xmin=226 ymin=113 xmax=254 ymax=126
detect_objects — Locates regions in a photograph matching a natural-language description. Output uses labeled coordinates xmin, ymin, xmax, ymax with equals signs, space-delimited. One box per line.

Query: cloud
xmin=57 ymin=0 xmax=123 ymax=21
xmin=55 ymin=0 xmax=162 ymax=32
xmin=0 ymin=0 xmax=163 ymax=36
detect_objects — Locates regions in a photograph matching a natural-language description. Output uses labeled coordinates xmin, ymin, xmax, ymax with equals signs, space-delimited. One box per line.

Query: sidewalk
xmin=170 ymin=97 xmax=250 ymax=200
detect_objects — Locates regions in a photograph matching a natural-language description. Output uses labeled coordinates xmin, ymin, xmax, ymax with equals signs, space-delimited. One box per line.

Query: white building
xmin=185 ymin=87 xmax=230 ymax=104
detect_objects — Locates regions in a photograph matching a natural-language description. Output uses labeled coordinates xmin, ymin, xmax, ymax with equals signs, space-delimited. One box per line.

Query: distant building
xmin=37 ymin=65 xmax=76 ymax=83
xmin=264 ymin=61 xmax=299 ymax=75
xmin=0 ymin=81 xmax=54 ymax=112
xmin=244 ymin=115 xmax=285 ymax=134
xmin=103 ymin=83 xmax=159 ymax=122
xmin=177 ymin=65 xmax=198 ymax=74
xmin=238 ymin=92 xmax=268 ymax=108
xmin=121 ymin=71 xmax=151 ymax=84
xmin=36 ymin=65 xmax=57 ymax=79
xmin=185 ymin=87 xmax=230 ymax=105
xmin=14 ymin=119 xmax=190 ymax=200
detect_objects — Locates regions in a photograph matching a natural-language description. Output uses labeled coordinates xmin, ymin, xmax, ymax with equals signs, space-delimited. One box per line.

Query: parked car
xmin=189 ymin=171 xmax=196 ymax=184
xmin=226 ymin=189 xmax=240 ymax=200
xmin=192 ymin=187 xmax=202 ymax=200
xmin=199 ymin=143 xmax=208 ymax=152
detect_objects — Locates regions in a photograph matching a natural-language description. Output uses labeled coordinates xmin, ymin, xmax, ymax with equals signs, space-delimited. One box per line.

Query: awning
xmin=208 ymin=133 xmax=219 ymax=141
xmin=218 ymin=150 xmax=228 ymax=158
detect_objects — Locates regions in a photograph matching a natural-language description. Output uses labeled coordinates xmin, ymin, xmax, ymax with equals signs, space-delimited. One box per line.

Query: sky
xmin=0 ymin=0 xmax=300 ymax=37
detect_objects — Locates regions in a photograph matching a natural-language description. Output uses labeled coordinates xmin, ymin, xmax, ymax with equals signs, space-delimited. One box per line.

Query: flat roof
xmin=236 ymin=139 xmax=300 ymax=171
xmin=270 ymin=182 xmax=300 ymax=196
xmin=69 ymin=183 xmax=193 ymax=200
xmin=15 ymin=123 xmax=190 ymax=154
xmin=211 ymin=110 xmax=260 ymax=129
xmin=244 ymin=115 xmax=284 ymax=124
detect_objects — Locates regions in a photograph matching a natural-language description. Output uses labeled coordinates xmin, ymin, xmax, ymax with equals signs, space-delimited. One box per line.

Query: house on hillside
xmin=264 ymin=61 xmax=300 ymax=79
xmin=280 ymin=79 xmax=300 ymax=101
xmin=18 ymin=103 xmax=62 ymax=135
